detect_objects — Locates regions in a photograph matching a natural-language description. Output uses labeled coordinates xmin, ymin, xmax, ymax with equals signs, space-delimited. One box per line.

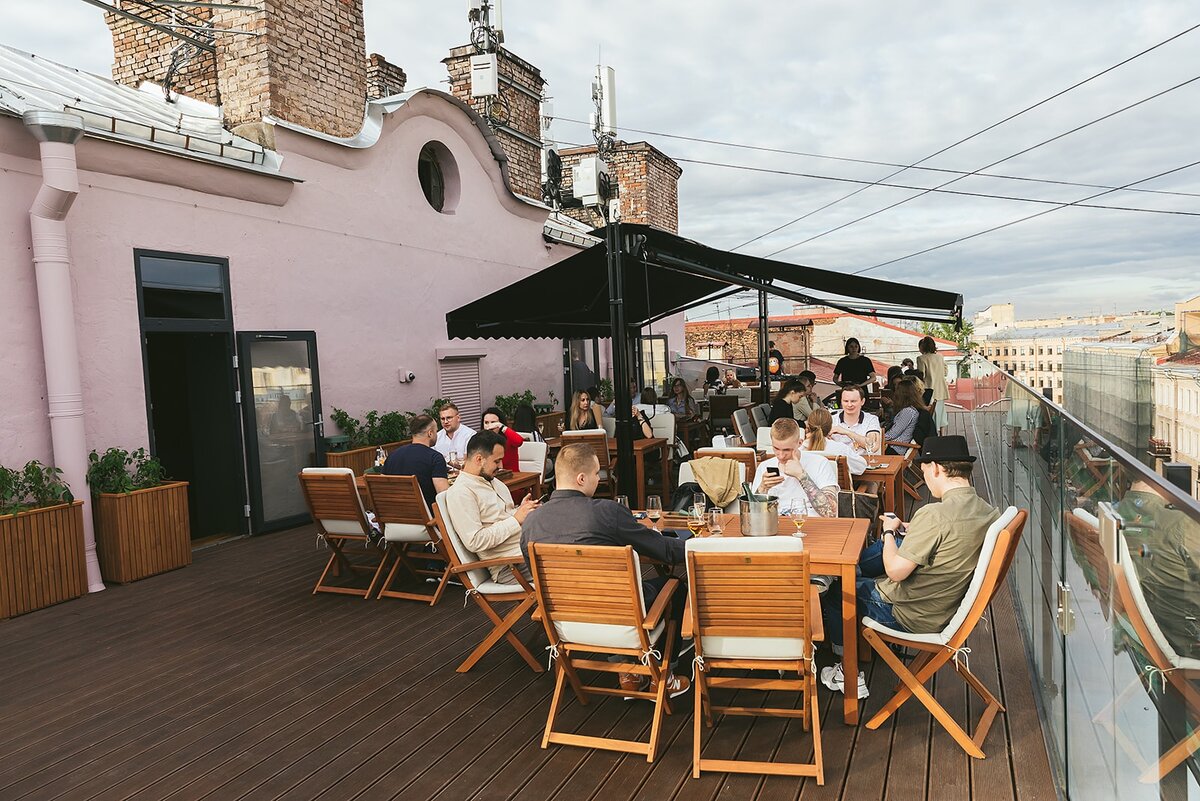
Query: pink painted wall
xmin=0 ymin=91 xmax=589 ymax=472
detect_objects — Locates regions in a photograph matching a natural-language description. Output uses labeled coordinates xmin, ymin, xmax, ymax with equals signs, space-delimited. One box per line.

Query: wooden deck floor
xmin=1 ymin=417 xmax=1055 ymax=801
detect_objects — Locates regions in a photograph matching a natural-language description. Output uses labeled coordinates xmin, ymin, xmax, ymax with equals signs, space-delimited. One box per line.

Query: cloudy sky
xmin=2 ymin=0 xmax=1197 ymax=322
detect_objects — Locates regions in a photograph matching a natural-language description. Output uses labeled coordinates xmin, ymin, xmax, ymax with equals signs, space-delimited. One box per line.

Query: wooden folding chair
xmin=433 ymin=493 xmax=543 ymax=674
xmin=527 ymin=542 xmax=681 ymax=762
xmin=862 ymin=507 xmax=1027 ymax=758
xmin=731 ymin=409 xmax=756 ymax=448
xmin=885 ymin=438 xmax=925 ymax=501
xmin=299 ymin=467 xmax=386 ymax=598
xmin=686 ymin=537 xmax=824 ymax=782
xmin=362 ymin=474 xmax=450 ymax=605
xmin=822 ymin=454 xmax=853 ymax=491
xmin=561 ymin=430 xmax=616 ymax=498
xmin=1104 ymin=536 xmax=1200 ymax=783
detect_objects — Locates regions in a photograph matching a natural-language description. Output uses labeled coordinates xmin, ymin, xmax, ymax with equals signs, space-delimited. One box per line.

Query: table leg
xmin=660 ymin=442 xmax=669 ymax=498
xmin=841 ymin=563 xmax=859 ymax=725
xmin=635 ymin=450 xmax=647 ymax=509
xmin=892 ymin=473 xmax=905 ymax=521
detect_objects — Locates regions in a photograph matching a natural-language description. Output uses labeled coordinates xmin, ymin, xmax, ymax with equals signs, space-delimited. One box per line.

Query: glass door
xmin=237 ymin=332 xmax=324 ymax=533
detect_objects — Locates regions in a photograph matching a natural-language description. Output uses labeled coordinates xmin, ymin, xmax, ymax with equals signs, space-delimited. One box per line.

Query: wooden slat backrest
xmin=822 ymin=454 xmax=853 ymax=490
xmin=560 ymin=430 xmax=612 ymax=471
xmin=527 ymin=543 xmax=642 ymax=629
xmin=694 ymin=448 xmax=756 ymax=477
xmin=688 ymin=550 xmax=811 ymax=640
xmin=363 ymin=474 xmax=431 ymax=525
xmin=299 ymin=471 xmax=369 ymax=534
xmin=431 ymin=502 xmax=481 ymax=590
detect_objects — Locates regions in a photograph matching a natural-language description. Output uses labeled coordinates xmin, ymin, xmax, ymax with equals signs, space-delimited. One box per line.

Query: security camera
xmin=398 ymin=369 xmax=416 ymax=384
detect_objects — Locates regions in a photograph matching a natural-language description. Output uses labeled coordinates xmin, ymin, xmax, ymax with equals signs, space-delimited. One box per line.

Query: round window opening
xmin=418 ymin=141 xmax=460 ymax=213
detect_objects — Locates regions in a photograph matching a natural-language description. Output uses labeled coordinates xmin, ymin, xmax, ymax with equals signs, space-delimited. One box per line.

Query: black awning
xmin=446 ymin=223 xmax=962 ymax=340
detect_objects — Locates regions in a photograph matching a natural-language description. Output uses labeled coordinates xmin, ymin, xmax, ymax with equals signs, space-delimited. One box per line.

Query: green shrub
xmin=330 ymin=407 xmax=411 ymax=448
xmin=86 ymin=448 xmax=169 ymax=495
xmin=494 ymin=390 xmax=536 ymax=424
xmin=0 ymin=461 xmax=74 ymax=516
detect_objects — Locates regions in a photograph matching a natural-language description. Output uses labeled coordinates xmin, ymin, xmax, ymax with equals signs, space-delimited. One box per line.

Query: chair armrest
xmin=809 ymin=585 xmax=825 ymax=642
xmin=449 ymin=556 xmax=525 ymax=574
xmin=854 ymin=480 xmax=881 ymax=495
xmin=642 ymin=578 xmax=681 ymax=630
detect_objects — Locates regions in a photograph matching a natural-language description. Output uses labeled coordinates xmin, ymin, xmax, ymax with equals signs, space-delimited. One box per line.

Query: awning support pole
xmin=758 ymin=289 xmax=769 ymax=397
xmin=606 ymin=219 xmax=636 ymax=499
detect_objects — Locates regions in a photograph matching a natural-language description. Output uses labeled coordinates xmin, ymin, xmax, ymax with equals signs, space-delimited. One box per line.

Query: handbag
xmin=838 ymin=488 xmax=880 ymax=541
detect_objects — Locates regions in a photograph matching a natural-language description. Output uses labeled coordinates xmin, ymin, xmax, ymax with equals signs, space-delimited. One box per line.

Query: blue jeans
xmin=822 ymin=536 xmax=907 ymax=646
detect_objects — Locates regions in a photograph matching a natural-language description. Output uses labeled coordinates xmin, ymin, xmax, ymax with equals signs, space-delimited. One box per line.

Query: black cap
xmin=913 ymin=435 xmax=976 ymax=464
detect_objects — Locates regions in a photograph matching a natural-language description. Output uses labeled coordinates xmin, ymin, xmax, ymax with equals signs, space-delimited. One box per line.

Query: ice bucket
xmin=739 ymin=498 xmax=779 ymax=536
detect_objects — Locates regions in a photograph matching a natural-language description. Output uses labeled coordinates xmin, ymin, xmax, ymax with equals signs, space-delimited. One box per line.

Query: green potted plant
xmin=0 ymin=460 xmax=87 ymax=618
xmin=325 ymin=408 xmax=413 ymax=474
xmin=87 ymin=447 xmax=191 ymax=583
xmin=494 ymin=390 xmax=536 ymax=424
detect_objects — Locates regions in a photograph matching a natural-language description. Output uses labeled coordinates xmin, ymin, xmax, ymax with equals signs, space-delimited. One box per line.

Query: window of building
xmin=418 ymin=141 xmax=460 ymax=213
xmin=1039 ymin=347 xmax=1044 ymax=355
xmin=136 ymin=252 xmax=230 ymax=322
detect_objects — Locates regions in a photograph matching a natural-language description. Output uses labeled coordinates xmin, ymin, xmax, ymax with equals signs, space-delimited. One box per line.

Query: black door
xmin=237 ymin=332 xmax=324 ymax=533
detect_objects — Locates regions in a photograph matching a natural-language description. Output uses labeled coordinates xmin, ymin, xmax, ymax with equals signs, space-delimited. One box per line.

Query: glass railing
xmin=959 ymin=356 xmax=1200 ymax=800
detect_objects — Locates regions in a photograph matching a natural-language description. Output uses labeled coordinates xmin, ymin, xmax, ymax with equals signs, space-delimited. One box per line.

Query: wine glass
xmin=686 ymin=512 xmax=705 ymax=538
xmin=556 ymin=419 xmax=565 ymax=435
xmin=707 ymin=508 xmax=723 ymax=536
xmin=615 ymin=495 xmax=629 ymax=509
xmin=646 ymin=495 xmax=662 ymax=522
xmin=691 ymin=502 xmax=706 ymax=523
xmin=693 ymin=492 xmax=707 ymax=513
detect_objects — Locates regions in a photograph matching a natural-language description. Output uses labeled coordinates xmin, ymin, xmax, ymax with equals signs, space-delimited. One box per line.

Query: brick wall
xmin=366 ymin=53 xmax=407 ymax=100
xmin=444 ymin=45 xmax=545 ymax=200
xmin=105 ymin=7 xmax=220 ymax=104
xmin=684 ymin=321 xmax=810 ymax=370
xmin=106 ymin=0 xmax=369 ymax=139
xmin=556 ymin=142 xmax=682 ymax=233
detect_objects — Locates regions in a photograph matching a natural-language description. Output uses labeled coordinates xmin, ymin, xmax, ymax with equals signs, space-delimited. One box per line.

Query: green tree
xmin=919 ymin=321 xmax=978 ymax=353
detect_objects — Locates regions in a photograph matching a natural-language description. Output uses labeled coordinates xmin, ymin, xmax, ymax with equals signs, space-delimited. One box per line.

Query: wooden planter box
xmin=324 ymin=440 xmax=410 ymax=475
xmin=0 ymin=501 xmax=87 ymax=619
xmin=94 ymin=481 xmax=191 ymax=584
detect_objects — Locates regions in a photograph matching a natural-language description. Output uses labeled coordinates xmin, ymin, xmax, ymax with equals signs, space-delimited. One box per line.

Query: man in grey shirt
xmin=521 ymin=443 xmax=690 ymax=698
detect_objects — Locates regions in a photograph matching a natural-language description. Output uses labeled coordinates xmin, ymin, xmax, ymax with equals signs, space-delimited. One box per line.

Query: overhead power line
xmin=853 ymin=156 xmax=1200 ymax=275
xmin=734 ymin=21 xmax=1200 ymax=253
xmin=667 ymin=156 xmax=1200 ymax=218
xmin=554 ymin=116 xmax=1200 ymax=201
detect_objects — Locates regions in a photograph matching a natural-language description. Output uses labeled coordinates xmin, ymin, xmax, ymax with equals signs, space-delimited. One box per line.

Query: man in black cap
xmin=820 ymin=435 xmax=1000 ymax=700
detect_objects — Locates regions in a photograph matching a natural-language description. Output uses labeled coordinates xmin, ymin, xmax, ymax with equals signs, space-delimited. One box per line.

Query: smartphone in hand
xmin=765 ymin=466 xmax=780 ymax=476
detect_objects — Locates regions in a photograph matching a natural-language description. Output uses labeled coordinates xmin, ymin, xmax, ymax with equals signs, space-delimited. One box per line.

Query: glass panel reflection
xmin=248 ymin=340 xmax=316 ymax=524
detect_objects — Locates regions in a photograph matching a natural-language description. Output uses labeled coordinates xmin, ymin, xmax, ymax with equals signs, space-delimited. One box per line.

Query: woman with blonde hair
xmin=915 ymin=335 xmax=949 ymax=432
xmin=802 ymin=407 xmax=868 ymax=475
xmin=564 ymin=389 xmax=604 ymax=431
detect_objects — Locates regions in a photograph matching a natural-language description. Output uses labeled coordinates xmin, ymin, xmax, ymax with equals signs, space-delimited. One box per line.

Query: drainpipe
xmin=24 ymin=110 xmax=104 ymax=594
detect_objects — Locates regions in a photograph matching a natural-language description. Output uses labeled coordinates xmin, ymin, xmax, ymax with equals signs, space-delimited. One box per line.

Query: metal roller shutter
xmin=437 ymin=358 xmax=482 ymax=427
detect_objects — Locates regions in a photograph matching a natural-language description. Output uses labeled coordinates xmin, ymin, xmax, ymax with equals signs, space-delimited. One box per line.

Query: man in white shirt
xmin=830 ymin=385 xmax=881 ymax=454
xmin=433 ymin=402 xmax=475 ymax=461
xmin=751 ymin=418 xmax=839 ymax=517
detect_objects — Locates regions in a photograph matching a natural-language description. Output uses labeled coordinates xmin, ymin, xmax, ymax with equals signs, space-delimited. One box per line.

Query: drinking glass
xmin=646 ymin=495 xmax=662 ymax=521
xmin=556 ymin=420 xmax=565 ymax=434
xmin=448 ymin=450 xmax=459 ymax=469
xmin=707 ymin=508 xmax=723 ymax=536
xmin=691 ymin=502 xmax=706 ymax=523
xmin=686 ymin=513 xmax=705 ymax=538
xmin=693 ymin=492 xmax=707 ymax=512
xmin=615 ymin=495 xmax=629 ymax=509
xmin=791 ymin=512 xmax=807 ymax=538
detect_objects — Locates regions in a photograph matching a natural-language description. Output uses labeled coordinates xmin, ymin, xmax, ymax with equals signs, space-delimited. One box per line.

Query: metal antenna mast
xmin=466 ymin=0 xmax=509 ymax=127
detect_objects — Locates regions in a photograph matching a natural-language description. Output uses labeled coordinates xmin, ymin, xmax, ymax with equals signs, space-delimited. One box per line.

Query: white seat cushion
xmin=702 ymin=636 xmax=808 ymax=660
xmin=436 ymin=490 xmax=492 ymax=589
xmin=303 ymin=467 xmax=370 ymax=536
xmin=383 ymin=522 xmax=432 ymax=543
xmin=555 ymin=620 xmax=666 ymax=651
xmin=475 ymin=579 xmax=526 ymax=595
xmin=1119 ymin=537 xmax=1200 ymax=671
xmin=756 ymin=427 xmax=772 ymax=452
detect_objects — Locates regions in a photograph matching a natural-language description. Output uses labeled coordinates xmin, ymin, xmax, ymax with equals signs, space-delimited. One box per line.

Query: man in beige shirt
xmin=443 ymin=430 xmax=538 ymax=584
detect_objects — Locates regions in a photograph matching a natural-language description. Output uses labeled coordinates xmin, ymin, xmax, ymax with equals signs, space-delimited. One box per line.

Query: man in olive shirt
xmin=820 ymin=435 xmax=1000 ymax=700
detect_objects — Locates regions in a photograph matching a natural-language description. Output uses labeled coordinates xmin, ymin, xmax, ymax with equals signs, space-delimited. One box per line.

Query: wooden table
xmin=645 ymin=513 xmax=871 ymax=725
xmin=862 ymin=454 xmax=907 ymax=521
xmin=545 ymin=436 xmax=670 ymax=509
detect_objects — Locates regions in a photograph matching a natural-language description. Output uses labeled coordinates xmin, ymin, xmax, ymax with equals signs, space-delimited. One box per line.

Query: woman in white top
xmin=915 ymin=335 xmax=949 ymax=433
xmin=801 ymin=407 xmax=868 ymax=475
xmin=829 ymin=384 xmax=881 ymax=454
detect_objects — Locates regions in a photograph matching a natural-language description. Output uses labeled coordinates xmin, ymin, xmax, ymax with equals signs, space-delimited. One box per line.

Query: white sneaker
xmin=820 ymin=662 xmax=869 ymax=699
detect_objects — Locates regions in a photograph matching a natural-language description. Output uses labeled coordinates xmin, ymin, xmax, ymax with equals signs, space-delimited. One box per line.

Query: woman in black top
xmin=768 ymin=380 xmax=806 ymax=424
xmin=832 ymin=337 xmax=877 ymax=388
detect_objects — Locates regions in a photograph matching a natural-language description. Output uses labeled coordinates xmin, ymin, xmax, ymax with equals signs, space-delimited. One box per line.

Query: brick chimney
xmin=366 ymin=54 xmax=407 ymax=100
xmin=443 ymin=45 xmax=544 ymax=200
xmin=104 ymin=0 xmax=371 ymax=142
xmin=556 ymin=142 xmax=683 ymax=233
